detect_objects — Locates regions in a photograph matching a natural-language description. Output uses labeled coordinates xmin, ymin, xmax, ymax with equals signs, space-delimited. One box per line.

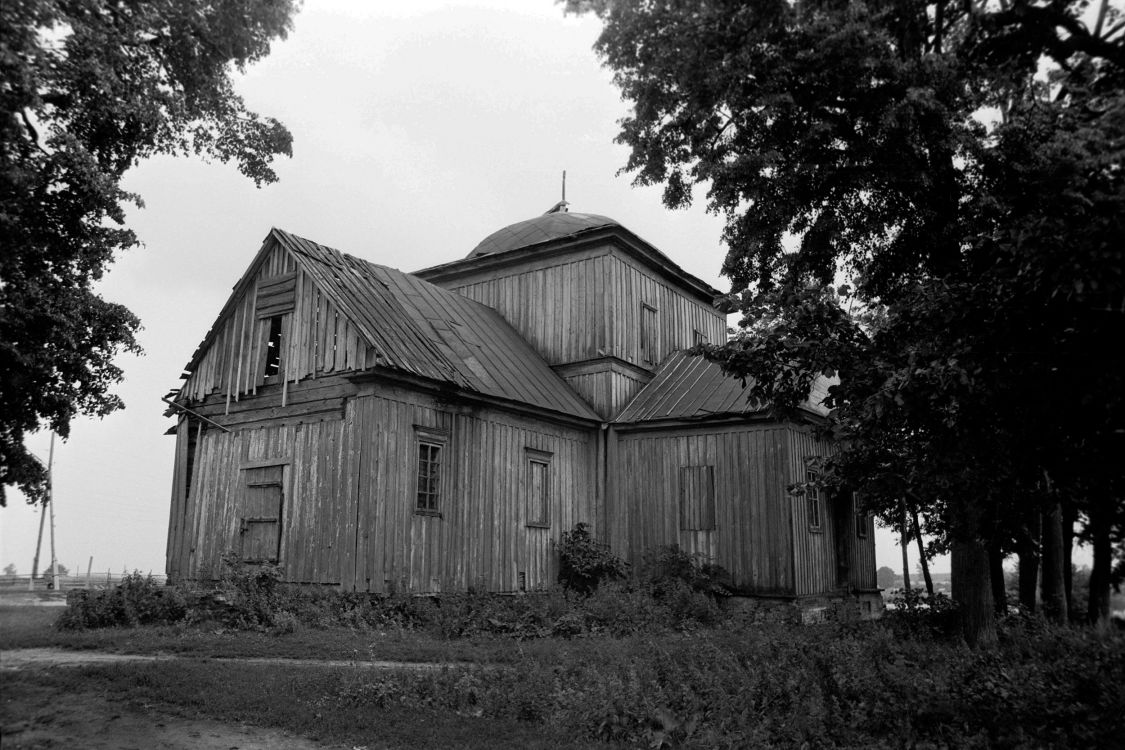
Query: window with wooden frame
xmin=806 ymin=470 xmax=823 ymax=532
xmin=693 ymin=328 xmax=708 ymax=346
xmin=853 ymin=493 xmax=868 ymax=538
xmin=525 ymin=448 xmax=552 ymax=528
xmin=640 ymin=303 xmax=658 ymax=364
xmin=414 ymin=426 xmax=448 ymax=516
xmin=679 ymin=465 xmax=716 ymax=531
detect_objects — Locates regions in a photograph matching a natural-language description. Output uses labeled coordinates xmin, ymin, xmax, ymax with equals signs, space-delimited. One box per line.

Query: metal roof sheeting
xmin=615 ymin=351 xmax=832 ymax=424
xmin=273 ymin=228 xmax=600 ymax=422
xmin=466 ymin=212 xmax=618 ymax=258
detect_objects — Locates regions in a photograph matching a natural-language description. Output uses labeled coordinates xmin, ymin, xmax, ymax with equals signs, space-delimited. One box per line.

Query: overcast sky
xmin=2 ymin=0 xmax=971 ymax=579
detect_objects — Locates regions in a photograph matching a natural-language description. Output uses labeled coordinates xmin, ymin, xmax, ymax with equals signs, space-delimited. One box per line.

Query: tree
xmin=41 ymin=562 xmax=69 ymax=578
xmin=876 ymin=565 xmax=897 ymax=590
xmin=2 ymin=563 xmax=16 ymax=576
xmin=570 ymin=0 xmax=1124 ymax=643
xmin=1 ymin=0 xmax=298 ymax=506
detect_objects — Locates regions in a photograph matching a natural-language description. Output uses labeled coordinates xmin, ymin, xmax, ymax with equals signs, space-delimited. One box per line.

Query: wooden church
xmin=164 ymin=208 xmax=880 ymax=613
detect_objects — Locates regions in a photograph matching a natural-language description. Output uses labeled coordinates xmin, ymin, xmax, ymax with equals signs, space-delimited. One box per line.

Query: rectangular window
xmin=854 ymin=493 xmax=868 ymax=538
xmin=526 ymin=449 xmax=552 ymax=528
xmin=414 ymin=425 xmax=449 ymax=516
xmin=679 ymin=465 xmax=716 ymax=530
xmin=641 ymin=303 xmax=658 ymax=364
xmin=807 ymin=471 xmax=822 ymax=531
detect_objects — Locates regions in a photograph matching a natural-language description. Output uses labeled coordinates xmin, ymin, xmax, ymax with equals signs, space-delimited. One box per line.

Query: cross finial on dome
xmin=544 ymin=170 xmax=569 ymax=214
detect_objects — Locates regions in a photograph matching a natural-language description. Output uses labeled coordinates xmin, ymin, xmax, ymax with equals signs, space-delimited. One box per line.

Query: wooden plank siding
xmin=170 ymin=379 xmax=597 ymax=592
xmin=180 ymin=242 xmax=371 ymax=404
xmin=786 ymin=427 xmax=877 ymax=595
xmin=348 ymin=384 xmax=595 ymax=593
xmin=560 ymin=368 xmax=652 ymax=420
xmin=610 ymin=424 xmax=795 ymax=596
xmin=438 ymin=244 xmax=726 ymax=372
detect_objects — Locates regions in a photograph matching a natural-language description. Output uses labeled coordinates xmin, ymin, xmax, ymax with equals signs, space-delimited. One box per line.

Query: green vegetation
xmin=4 ymin=598 xmax=1122 ymax=749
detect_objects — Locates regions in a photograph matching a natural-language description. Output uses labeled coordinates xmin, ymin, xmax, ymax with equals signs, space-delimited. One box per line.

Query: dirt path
xmin=1 ymin=647 xmax=457 ymax=671
xmin=1 ymin=648 xmax=460 ymax=749
xmin=3 ymin=683 xmax=337 ymax=750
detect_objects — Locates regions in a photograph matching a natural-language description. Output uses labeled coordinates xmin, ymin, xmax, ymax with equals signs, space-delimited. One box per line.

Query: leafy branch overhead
xmin=573 ymin=0 xmax=1124 ymax=642
xmin=0 ymin=0 xmax=299 ymax=505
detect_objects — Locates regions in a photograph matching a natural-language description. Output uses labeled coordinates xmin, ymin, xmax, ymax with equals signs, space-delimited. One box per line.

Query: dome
xmin=468 ymin=212 xmax=619 ymax=258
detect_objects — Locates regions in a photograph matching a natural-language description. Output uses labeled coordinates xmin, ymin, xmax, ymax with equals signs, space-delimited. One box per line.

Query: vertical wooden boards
xmin=611 ymin=423 xmax=796 ymax=595
xmin=337 ymin=387 xmax=595 ymax=594
xmin=443 ymin=243 xmax=725 ymax=372
xmin=180 ymin=243 xmax=372 ymax=406
xmin=786 ymin=426 xmax=843 ymax=595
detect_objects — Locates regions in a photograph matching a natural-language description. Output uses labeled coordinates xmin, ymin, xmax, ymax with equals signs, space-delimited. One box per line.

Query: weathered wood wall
xmin=168 ymin=379 xmax=597 ymax=592
xmin=556 ymin=362 xmax=653 ymax=420
xmin=787 ymin=428 xmax=877 ymax=595
xmin=349 ymin=384 xmax=596 ymax=593
xmin=438 ymin=244 xmax=726 ymax=371
xmin=609 ymin=424 xmax=796 ymax=595
xmin=180 ymin=241 xmax=372 ymax=405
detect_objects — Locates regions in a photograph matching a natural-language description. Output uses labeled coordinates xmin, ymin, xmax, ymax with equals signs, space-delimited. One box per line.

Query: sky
xmin=0 ymin=0 xmax=966 ymax=579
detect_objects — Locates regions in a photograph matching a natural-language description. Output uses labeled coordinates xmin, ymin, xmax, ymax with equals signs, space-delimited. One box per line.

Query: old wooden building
xmin=165 ymin=209 xmax=880 ymax=612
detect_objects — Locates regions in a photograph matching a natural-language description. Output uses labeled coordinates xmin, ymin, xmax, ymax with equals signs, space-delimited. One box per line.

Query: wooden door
xmin=241 ymin=465 xmax=284 ymax=563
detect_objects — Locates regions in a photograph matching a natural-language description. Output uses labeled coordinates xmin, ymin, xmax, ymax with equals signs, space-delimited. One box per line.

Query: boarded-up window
xmin=679 ymin=465 xmax=716 ymax=530
xmin=240 ymin=464 xmax=284 ymax=563
xmin=641 ymin=303 xmax=658 ymax=364
xmin=414 ymin=426 xmax=449 ymax=516
xmin=807 ymin=471 xmax=823 ymax=531
xmin=526 ymin=449 xmax=552 ymax=528
xmin=256 ymin=272 xmax=296 ymax=318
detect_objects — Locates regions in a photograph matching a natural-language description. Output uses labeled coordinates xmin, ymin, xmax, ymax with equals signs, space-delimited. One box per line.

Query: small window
xmin=264 ymin=316 xmax=282 ymax=378
xmin=807 ymin=472 xmax=822 ymax=531
xmin=693 ymin=329 xmax=707 ymax=346
xmin=854 ymin=493 xmax=868 ymax=538
xmin=641 ymin=303 xmax=658 ymax=364
xmin=526 ymin=449 xmax=551 ymax=528
xmin=414 ymin=426 xmax=449 ymax=516
xmin=679 ymin=465 xmax=716 ymax=530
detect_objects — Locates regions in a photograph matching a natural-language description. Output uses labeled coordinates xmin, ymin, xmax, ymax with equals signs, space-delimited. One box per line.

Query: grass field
xmin=4 ymin=599 xmax=1125 ymax=749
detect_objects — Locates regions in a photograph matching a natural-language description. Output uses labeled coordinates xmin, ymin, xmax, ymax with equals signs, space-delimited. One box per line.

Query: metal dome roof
xmin=467 ymin=212 xmax=619 ymax=258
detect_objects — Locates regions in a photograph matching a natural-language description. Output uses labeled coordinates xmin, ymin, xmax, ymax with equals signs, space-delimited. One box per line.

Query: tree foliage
xmin=1 ymin=0 xmax=298 ymax=505
xmin=572 ymin=0 xmax=1124 ymax=642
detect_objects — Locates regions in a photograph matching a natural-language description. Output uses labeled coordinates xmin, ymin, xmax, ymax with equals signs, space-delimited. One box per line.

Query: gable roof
xmin=178 ymin=228 xmax=599 ymax=422
xmin=614 ymin=351 xmax=831 ymax=425
xmin=274 ymin=229 xmax=600 ymax=421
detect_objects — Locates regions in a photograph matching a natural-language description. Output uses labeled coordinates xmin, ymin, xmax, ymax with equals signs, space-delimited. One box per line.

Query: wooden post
xmin=86 ymin=557 xmax=93 ymax=589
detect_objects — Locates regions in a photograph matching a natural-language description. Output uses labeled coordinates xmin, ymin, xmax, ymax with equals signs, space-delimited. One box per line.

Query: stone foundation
xmin=722 ymin=590 xmax=884 ymax=626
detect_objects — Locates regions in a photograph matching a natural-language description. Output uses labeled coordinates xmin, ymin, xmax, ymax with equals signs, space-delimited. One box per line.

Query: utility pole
xmin=29 ymin=433 xmax=53 ymax=591
xmin=47 ymin=433 xmax=59 ymax=591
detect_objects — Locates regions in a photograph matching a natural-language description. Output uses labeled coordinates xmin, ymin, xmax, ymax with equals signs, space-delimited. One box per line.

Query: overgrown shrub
xmin=643 ymin=544 xmax=732 ymax=599
xmin=556 ymin=522 xmax=627 ymax=595
xmin=57 ymin=571 xmax=187 ymax=629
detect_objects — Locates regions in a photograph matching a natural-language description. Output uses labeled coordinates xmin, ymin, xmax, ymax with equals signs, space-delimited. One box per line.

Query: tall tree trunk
xmin=952 ymin=536 xmax=997 ymax=647
xmin=988 ymin=540 xmax=1008 ymax=615
xmin=1016 ymin=509 xmax=1040 ymax=612
xmin=1062 ymin=499 xmax=1075 ymax=615
xmin=1087 ymin=497 xmax=1112 ymax=625
xmin=1040 ymin=500 xmax=1068 ymax=625
xmin=912 ymin=509 xmax=934 ymax=595
xmin=900 ymin=501 xmax=912 ymax=594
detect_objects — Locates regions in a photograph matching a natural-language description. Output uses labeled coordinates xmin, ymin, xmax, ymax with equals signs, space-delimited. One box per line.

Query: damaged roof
xmin=273 ymin=228 xmax=600 ymax=421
